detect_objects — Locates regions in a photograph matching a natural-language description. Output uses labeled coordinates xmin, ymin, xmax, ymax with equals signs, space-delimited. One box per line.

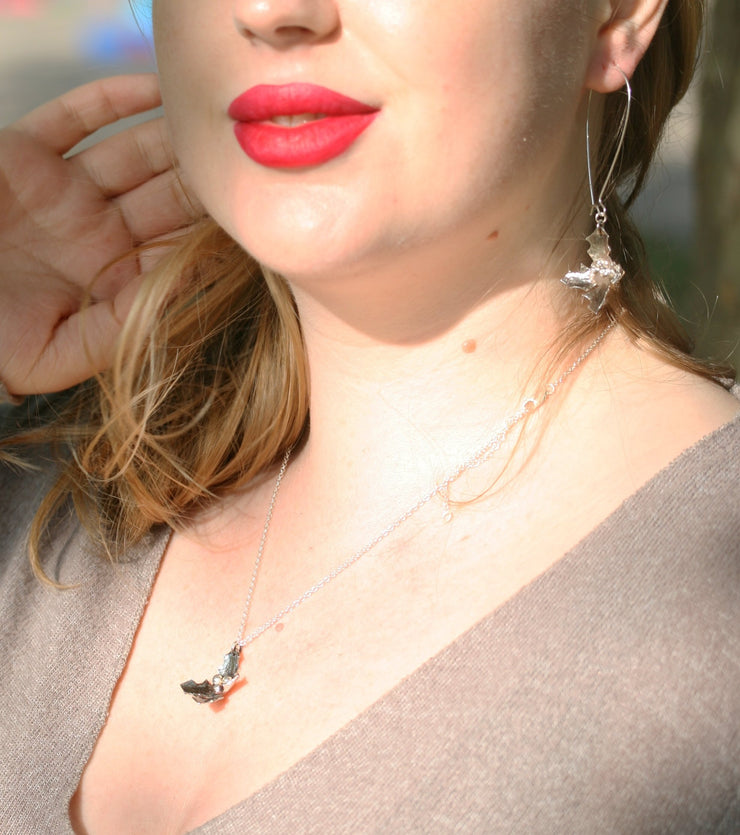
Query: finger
xmin=27 ymin=277 xmax=143 ymax=393
xmin=115 ymin=168 xmax=204 ymax=244
xmin=15 ymin=74 xmax=162 ymax=156
xmin=71 ymin=116 xmax=174 ymax=199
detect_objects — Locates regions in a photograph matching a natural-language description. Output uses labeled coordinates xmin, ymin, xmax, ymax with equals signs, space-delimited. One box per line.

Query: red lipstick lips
xmin=228 ymin=83 xmax=379 ymax=168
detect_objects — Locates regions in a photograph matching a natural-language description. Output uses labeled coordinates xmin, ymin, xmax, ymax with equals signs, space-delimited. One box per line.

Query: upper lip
xmin=228 ymin=83 xmax=379 ymax=122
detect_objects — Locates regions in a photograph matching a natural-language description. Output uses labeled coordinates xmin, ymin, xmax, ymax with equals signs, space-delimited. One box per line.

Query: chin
xmin=249 ymin=240 xmax=370 ymax=286
xmin=222 ymin=196 xmax=382 ymax=283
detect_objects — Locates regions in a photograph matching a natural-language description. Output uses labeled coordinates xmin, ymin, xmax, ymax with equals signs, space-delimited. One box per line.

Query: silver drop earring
xmin=562 ymin=69 xmax=632 ymax=313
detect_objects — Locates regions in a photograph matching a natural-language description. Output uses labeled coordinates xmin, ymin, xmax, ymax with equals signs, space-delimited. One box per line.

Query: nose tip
xmin=233 ymin=0 xmax=340 ymax=48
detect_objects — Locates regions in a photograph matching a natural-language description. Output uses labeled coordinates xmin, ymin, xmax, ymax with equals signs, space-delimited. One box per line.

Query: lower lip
xmin=233 ymin=113 xmax=378 ymax=169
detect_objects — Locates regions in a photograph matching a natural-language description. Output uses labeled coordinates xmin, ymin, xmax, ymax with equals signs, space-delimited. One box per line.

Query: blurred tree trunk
xmin=696 ymin=0 xmax=740 ymax=363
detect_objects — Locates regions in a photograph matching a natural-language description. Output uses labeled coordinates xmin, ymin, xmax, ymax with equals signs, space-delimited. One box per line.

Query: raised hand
xmin=0 ymin=74 xmax=199 ymax=397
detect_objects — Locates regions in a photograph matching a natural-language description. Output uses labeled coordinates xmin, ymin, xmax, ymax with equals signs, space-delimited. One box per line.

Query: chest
xmin=68 ymin=484 xmax=598 ymax=834
xmin=67 ymin=407 xmax=704 ymax=834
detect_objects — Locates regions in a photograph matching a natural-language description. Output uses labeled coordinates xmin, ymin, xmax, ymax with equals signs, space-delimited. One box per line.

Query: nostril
xmin=275 ymin=25 xmax=313 ymax=37
xmin=273 ymin=24 xmax=324 ymax=44
xmin=241 ymin=24 xmax=316 ymax=44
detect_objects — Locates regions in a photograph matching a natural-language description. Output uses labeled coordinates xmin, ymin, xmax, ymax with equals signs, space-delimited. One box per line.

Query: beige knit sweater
xmin=1 ymin=413 xmax=739 ymax=833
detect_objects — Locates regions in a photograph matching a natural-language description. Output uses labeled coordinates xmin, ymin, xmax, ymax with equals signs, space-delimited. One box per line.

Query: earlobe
xmin=585 ymin=0 xmax=670 ymax=92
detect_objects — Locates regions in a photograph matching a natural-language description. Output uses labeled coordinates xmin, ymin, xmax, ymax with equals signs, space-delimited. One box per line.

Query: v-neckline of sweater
xmin=175 ymin=409 xmax=740 ymax=833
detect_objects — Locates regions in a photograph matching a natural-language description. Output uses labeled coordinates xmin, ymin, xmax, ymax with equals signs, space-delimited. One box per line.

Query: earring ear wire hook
xmin=586 ymin=66 xmax=632 ymax=221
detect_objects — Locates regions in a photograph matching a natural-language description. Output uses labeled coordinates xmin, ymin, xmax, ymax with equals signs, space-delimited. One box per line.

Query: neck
xmin=273 ymin=162 xmax=598 ymax=527
xmin=288 ymin=252 xmax=581 ymax=513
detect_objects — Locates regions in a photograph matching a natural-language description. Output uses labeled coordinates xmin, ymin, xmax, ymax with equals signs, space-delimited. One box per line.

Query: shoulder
xmin=566 ymin=333 xmax=740 ymax=536
xmin=609 ymin=400 xmax=740 ymax=551
xmin=577 ymin=406 xmax=740 ymax=615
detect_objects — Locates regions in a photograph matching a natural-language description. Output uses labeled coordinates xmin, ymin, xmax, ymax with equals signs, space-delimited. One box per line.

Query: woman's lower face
xmin=152 ymin=0 xmax=601 ymax=289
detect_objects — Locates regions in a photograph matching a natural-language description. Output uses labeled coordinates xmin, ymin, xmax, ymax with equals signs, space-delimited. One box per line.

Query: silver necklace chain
xmin=180 ymin=321 xmax=615 ymax=703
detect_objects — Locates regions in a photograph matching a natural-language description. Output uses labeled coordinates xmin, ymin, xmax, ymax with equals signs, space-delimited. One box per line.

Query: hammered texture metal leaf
xmin=181 ymin=644 xmax=242 ymax=704
xmin=562 ymin=227 xmax=624 ymax=313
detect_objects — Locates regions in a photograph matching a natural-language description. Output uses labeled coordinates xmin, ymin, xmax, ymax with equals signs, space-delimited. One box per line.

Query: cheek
xmin=391 ymin=2 xmax=592 ymax=241
xmin=154 ymin=5 xmax=230 ymax=194
xmin=387 ymin=13 xmax=572 ymax=191
xmin=153 ymin=1 xmax=226 ymax=125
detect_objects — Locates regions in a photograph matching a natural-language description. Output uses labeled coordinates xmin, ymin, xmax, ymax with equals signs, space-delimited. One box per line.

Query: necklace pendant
xmin=180 ymin=643 xmax=242 ymax=704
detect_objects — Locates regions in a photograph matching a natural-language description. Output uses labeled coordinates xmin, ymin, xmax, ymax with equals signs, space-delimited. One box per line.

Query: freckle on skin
xmin=487 ymin=229 xmax=499 ymax=241
xmin=462 ymin=339 xmax=477 ymax=354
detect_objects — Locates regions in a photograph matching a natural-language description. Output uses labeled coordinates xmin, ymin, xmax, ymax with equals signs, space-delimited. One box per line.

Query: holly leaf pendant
xmin=562 ymin=227 xmax=625 ymax=313
xmin=181 ymin=644 xmax=242 ymax=704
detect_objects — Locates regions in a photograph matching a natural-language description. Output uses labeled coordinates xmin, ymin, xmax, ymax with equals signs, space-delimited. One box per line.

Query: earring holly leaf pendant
xmin=562 ymin=227 xmax=625 ymax=314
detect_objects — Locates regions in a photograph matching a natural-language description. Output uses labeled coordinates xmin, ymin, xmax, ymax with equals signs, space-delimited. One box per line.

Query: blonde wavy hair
xmin=2 ymin=0 xmax=733 ymax=578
